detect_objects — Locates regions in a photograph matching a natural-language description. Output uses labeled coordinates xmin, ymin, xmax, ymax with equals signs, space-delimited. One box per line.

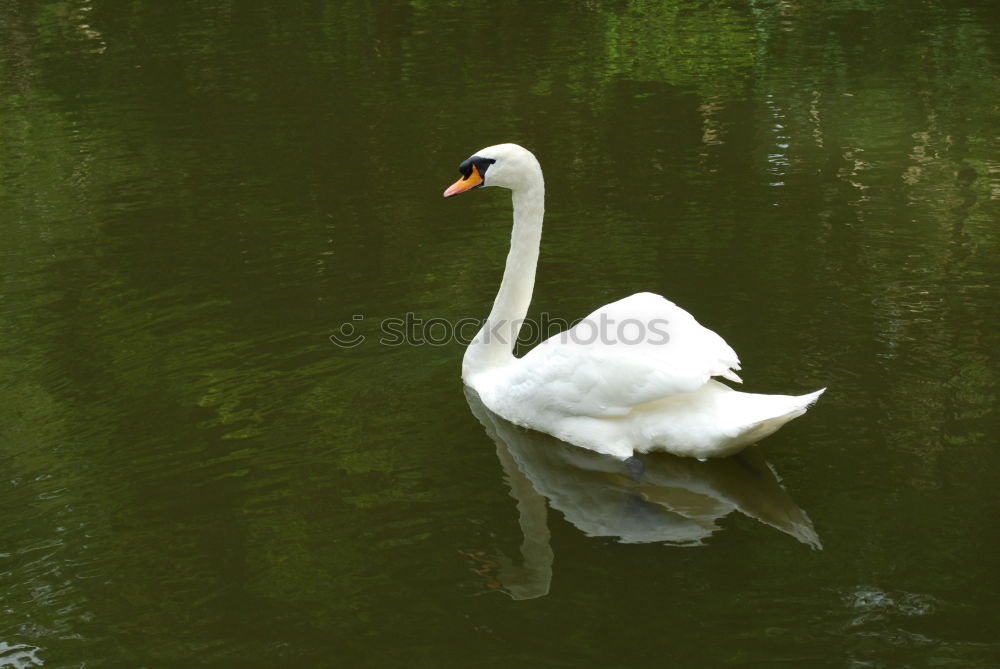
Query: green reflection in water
xmin=1 ymin=0 xmax=998 ymax=666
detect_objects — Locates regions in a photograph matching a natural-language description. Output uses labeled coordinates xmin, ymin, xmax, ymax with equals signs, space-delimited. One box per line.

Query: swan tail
xmin=629 ymin=382 xmax=825 ymax=458
xmin=728 ymin=387 xmax=826 ymax=447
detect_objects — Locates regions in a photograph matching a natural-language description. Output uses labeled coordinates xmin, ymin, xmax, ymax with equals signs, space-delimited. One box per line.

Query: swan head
xmin=443 ymin=143 xmax=542 ymax=197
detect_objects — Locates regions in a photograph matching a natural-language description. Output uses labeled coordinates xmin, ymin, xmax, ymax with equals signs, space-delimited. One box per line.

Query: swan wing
xmin=511 ymin=292 xmax=742 ymax=417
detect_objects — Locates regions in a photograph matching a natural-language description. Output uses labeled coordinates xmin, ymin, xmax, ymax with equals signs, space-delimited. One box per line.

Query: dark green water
xmin=2 ymin=0 xmax=999 ymax=666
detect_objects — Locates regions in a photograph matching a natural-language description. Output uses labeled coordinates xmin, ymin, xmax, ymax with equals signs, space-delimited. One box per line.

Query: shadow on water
xmin=464 ymin=387 xmax=820 ymax=600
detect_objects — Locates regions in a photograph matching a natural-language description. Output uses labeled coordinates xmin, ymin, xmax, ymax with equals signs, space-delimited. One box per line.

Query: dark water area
xmin=1 ymin=0 xmax=999 ymax=666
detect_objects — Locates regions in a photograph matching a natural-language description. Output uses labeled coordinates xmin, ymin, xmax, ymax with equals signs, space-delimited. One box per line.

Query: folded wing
xmin=507 ymin=292 xmax=742 ymax=417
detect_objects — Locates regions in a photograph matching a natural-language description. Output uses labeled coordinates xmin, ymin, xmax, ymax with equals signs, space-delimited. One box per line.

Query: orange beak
xmin=443 ymin=164 xmax=484 ymax=198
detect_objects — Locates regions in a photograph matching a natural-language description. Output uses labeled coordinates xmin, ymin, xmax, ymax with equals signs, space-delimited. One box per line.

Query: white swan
xmin=444 ymin=143 xmax=824 ymax=460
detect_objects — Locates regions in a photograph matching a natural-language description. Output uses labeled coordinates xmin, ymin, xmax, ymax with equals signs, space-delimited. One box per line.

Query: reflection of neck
xmin=464 ymin=179 xmax=544 ymax=378
xmin=465 ymin=386 xmax=553 ymax=600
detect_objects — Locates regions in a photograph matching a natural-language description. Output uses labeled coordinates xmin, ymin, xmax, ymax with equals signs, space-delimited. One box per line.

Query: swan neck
xmin=464 ymin=179 xmax=544 ymax=378
xmin=491 ymin=184 xmax=544 ymax=325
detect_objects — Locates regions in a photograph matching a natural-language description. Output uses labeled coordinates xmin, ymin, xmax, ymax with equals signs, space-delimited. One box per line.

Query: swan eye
xmin=459 ymin=155 xmax=495 ymax=181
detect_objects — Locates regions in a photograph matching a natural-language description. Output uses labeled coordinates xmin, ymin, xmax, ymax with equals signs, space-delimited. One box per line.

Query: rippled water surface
xmin=2 ymin=0 xmax=999 ymax=666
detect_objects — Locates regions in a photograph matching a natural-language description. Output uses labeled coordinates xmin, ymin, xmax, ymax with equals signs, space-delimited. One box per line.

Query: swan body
xmin=444 ymin=143 xmax=824 ymax=460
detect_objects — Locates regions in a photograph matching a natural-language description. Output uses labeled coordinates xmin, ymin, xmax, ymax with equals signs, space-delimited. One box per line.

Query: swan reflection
xmin=465 ymin=387 xmax=820 ymax=600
